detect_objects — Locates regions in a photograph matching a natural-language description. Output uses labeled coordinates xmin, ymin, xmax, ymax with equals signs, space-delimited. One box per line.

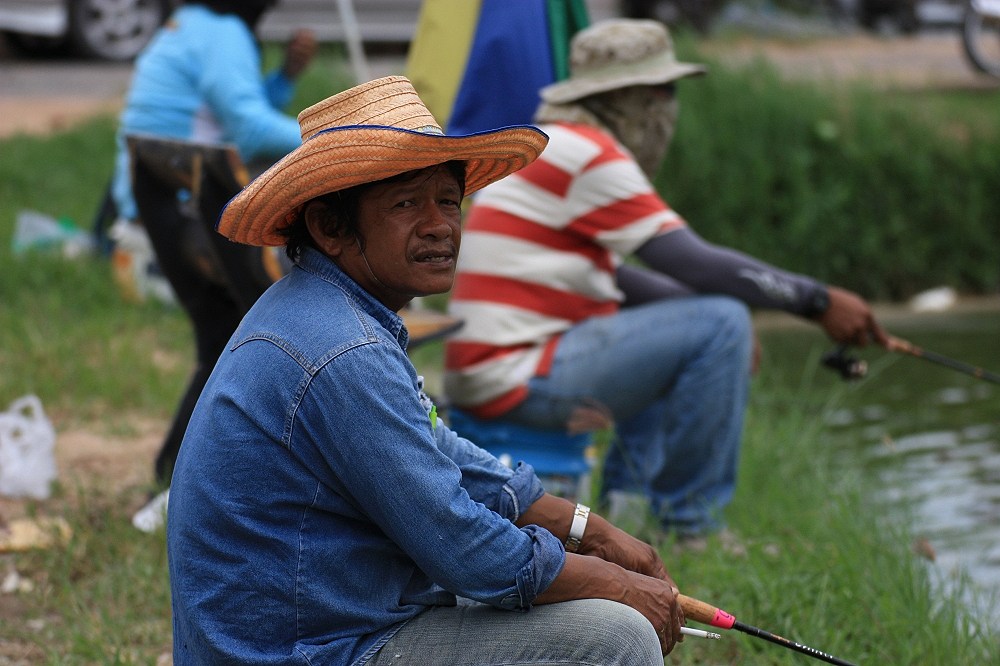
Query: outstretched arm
xmin=635 ymin=227 xmax=890 ymax=347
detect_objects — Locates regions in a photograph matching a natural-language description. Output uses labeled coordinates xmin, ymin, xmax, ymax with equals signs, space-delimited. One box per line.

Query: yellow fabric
xmin=405 ymin=0 xmax=483 ymax=127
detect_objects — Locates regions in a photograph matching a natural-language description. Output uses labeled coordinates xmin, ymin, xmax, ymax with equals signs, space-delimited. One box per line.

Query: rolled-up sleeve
xmin=502 ymin=523 xmax=565 ymax=610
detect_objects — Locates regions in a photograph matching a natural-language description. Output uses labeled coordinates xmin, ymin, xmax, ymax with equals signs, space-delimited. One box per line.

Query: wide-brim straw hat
xmin=218 ymin=76 xmax=548 ymax=246
xmin=540 ymin=19 xmax=707 ymax=105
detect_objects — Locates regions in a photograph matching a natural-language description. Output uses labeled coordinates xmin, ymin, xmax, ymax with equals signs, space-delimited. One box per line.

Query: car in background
xmin=0 ymin=0 xmax=425 ymax=62
xmin=857 ymin=0 xmax=964 ymax=33
xmin=620 ymin=0 xmax=963 ymax=34
xmin=0 ymin=0 xmax=620 ymax=62
xmin=0 ymin=0 xmax=178 ymax=61
xmin=259 ymin=0 xmax=619 ymax=43
xmin=258 ymin=0 xmax=423 ymax=45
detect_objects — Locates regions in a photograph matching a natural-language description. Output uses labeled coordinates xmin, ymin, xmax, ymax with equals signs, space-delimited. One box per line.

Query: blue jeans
xmin=368 ymin=598 xmax=661 ymax=665
xmin=505 ymin=296 xmax=752 ymax=535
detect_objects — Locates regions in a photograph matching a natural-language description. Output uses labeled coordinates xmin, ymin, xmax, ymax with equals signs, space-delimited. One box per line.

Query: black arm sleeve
xmin=616 ymin=263 xmax=694 ymax=307
xmin=633 ymin=227 xmax=827 ymax=315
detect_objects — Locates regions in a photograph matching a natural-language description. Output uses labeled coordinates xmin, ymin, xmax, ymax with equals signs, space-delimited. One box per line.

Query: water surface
xmin=757 ymin=302 xmax=1000 ymax=623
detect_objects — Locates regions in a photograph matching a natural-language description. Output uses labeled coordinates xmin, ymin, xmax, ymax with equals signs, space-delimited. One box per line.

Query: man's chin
xmin=416 ymin=280 xmax=455 ymax=298
xmin=414 ymin=271 xmax=456 ymax=297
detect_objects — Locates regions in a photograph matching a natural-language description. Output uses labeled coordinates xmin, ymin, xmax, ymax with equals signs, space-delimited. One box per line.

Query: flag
xmin=406 ymin=0 xmax=590 ymax=135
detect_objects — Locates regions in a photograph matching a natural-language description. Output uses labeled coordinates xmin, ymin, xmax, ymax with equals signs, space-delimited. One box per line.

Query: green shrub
xmin=660 ymin=53 xmax=1000 ymax=300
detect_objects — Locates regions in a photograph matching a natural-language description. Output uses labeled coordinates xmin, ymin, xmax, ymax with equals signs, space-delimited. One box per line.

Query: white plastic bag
xmin=0 ymin=395 xmax=58 ymax=500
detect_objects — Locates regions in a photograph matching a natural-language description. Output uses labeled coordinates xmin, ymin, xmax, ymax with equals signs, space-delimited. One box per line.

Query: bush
xmin=660 ymin=53 xmax=1000 ymax=300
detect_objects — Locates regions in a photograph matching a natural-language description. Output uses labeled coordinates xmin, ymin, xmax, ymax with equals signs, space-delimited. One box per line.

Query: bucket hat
xmin=218 ymin=76 xmax=548 ymax=246
xmin=540 ymin=19 xmax=707 ymax=105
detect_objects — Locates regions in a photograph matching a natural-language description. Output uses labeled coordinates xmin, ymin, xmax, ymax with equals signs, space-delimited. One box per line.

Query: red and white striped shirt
xmin=444 ymin=122 xmax=686 ymax=418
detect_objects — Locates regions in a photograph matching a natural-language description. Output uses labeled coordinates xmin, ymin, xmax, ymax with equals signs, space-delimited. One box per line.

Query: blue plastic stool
xmin=448 ymin=408 xmax=594 ymax=502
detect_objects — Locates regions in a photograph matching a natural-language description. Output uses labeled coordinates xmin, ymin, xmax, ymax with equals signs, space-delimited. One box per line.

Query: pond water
xmin=758 ymin=301 xmax=1000 ymax=624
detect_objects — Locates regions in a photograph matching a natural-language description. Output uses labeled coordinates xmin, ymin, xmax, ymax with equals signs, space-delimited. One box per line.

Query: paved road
xmin=0 ymin=48 xmax=132 ymax=137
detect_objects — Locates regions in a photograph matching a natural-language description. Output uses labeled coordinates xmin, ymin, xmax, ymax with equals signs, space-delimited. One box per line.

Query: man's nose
xmin=417 ymin=205 xmax=455 ymax=238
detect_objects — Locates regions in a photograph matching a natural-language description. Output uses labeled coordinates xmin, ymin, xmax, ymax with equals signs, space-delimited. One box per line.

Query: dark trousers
xmin=132 ymin=165 xmax=279 ymax=484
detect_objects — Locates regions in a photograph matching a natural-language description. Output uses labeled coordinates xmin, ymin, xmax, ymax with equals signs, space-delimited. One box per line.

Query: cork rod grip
xmin=678 ymin=594 xmax=737 ymax=630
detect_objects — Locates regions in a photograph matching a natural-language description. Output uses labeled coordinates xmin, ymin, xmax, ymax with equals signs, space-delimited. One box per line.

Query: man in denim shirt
xmin=166 ymin=77 xmax=686 ymax=665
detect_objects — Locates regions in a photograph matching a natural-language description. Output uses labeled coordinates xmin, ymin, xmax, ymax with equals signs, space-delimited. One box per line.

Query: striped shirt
xmin=444 ymin=122 xmax=686 ymax=418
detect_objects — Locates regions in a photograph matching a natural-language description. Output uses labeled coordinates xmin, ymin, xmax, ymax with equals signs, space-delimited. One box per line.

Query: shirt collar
xmin=295 ymin=246 xmax=408 ymax=349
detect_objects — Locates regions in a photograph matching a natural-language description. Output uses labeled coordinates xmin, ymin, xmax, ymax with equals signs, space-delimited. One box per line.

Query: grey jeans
xmin=368 ymin=598 xmax=662 ymax=665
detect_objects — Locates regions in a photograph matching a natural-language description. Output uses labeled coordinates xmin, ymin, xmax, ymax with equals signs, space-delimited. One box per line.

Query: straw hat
xmin=217 ymin=76 xmax=548 ymax=246
xmin=540 ymin=19 xmax=707 ymax=105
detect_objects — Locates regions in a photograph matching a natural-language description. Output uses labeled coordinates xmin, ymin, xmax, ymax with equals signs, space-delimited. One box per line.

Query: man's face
xmin=586 ymin=84 xmax=680 ymax=178
xmin=326 ymin=165 xmax=464 ymax=312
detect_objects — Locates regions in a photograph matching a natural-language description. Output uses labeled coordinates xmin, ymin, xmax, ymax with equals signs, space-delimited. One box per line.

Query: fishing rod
xmin=678 ymin=594 xmax=859 ymax=666
xmin=822 ymin=336 xmax=1000 ymax=384
xmin=887 ymin=336 xmax=1000 ymax=384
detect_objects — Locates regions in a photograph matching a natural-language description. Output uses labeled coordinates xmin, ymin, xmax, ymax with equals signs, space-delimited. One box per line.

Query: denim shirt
xmin=166 ymin=247 xmax=565 ymax=665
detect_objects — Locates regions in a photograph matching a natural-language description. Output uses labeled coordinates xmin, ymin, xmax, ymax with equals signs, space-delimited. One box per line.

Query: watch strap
xmin=565 ymin=503 xmax=590 ymax=553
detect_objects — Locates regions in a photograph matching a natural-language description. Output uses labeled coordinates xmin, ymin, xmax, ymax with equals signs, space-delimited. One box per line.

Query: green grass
xmin=663 ymin=37 xmax=1000 ymax=301
xmin=3 ymin=343 xmax=997 ymax=664
xmin=0 ymin=251 xmax=190 ymax=425
xmin=2 ymin=43 xmax=999 ymax=664
xmin=1 ymin=486 xmax=173 ymax=663
xmin=651 ymin=342 xmax=1000 ymax=665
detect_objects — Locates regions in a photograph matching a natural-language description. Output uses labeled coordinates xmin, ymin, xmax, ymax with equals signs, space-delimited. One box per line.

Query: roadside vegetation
xmin=1 ymin=41 xmax=998 ymax=663
xmin=665 ymin=40 xmax=1000 ymax=301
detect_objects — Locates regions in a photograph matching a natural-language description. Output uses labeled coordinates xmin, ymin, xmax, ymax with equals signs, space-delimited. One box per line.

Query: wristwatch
xmin=803 ymin=286 xmax=830 ymax=319
xmin=565 ymin=503 xmax=590 ymax=553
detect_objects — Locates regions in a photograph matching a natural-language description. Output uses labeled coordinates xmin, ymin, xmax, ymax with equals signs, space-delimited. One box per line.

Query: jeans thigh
xmin=507 ymin=296 xmax=750 ymax=429
xmin=368 ymin=598 xmax=661 ymax=666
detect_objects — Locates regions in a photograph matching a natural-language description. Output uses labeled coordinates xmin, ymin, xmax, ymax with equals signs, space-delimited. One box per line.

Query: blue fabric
xmin=446 ymin=0 xmax=555 ymax=135
xmin=167 ymin=247 xmax=563 ymax=665
xmin=504 ymin=295 xmax=753 ymax=535
xmin=449 ymin=408 xmax=592 ymax=477
xmin=111 ymin=5 xmax=302 ymax=220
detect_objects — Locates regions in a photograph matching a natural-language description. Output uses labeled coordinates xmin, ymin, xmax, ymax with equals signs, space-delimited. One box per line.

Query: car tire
xmin=67 ymin=0 xmax=174 ymax=62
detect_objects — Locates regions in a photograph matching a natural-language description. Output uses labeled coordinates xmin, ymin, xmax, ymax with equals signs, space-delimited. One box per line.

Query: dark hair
xmin=279 ymin=161 xmax=467 ymax=262
xmin=186 ymin=1 xmax=278 ymax=29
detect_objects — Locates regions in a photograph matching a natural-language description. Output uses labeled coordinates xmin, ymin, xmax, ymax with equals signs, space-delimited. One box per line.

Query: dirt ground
xmin=0 ymin=418 xmax=163 ymax=525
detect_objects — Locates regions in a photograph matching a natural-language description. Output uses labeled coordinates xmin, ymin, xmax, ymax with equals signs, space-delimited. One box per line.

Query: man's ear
xmin=304 ymin=201 xmax=347 ymax=257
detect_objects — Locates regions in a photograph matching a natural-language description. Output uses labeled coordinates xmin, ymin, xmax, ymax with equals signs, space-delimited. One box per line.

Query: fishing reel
xmin=821 ymin=345 xmax=868 ymax=381
xmin=823 ymin=339 xmax=1000 ymax=385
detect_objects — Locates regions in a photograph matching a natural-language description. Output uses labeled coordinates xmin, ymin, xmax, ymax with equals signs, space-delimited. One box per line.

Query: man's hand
xmin=819 ymin=286 xmax=890 ymax=348
xmin=618 ymin=563 xmax=685 ymax=655
xmin=579 ymin=511 xmax=678 ymax=590
xmin=518 ymin=495 xmax=685 ymax=654
xmin=566 ymin=399 xmax=614 ymax=434
xmin=535 ymin=554 xmax=685 ymax=656
xmin=281 ymin=29 xmax=317 ymax=80
xmin=516 ymin=495 xmax=679 ymax=591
